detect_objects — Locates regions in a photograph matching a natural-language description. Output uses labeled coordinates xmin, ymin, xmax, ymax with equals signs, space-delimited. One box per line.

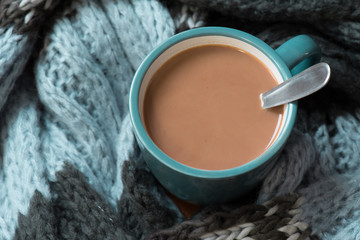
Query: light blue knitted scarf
xmin=1 ymin=0 xmax=360 ymax=239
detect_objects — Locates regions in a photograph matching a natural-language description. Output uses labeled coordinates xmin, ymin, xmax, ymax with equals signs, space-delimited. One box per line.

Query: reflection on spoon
xmin=260 ymin=62 xmax=331 ymax=109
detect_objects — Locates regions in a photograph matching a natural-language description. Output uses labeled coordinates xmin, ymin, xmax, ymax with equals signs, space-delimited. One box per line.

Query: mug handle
xmin=275 ymin=35 xmax=321 ymax=75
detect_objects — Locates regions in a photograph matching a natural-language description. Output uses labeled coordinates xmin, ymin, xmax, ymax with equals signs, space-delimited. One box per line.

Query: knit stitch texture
xmin=1 ymin=0 xmax=360 ymax=239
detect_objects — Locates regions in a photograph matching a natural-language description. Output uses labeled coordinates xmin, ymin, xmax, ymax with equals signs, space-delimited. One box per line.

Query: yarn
xmin=14 ymin=163 xmax=134 ymax=240
xmin=0 ymin=27 xmax=34 ymax=112
xmin=35 ymin=0 xmax=175 ymax=208
xmin=149 ymin=195 xmax=318 ymax=240
xmin=0 ymin=71 xmax=49 ymax=239
xmin=0 ymin=0 xmax=63 ymax=33
xmin=0 ymin=0 xmax=360 ymax=239
xmin=179 ymin=0 xmax=360 ymax=22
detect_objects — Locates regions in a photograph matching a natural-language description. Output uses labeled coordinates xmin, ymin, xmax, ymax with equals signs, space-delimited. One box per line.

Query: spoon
xmin=260 ymin=62 xmax=330 ymax=109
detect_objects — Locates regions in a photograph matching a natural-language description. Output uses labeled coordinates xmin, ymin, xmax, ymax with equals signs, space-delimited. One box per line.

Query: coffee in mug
xmin=143 ymin=45 xmax=284 ymax=170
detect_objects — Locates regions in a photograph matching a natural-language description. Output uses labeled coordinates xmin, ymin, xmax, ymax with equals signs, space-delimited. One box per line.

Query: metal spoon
xmin=260 ymin=62 xmax=330 ymax=109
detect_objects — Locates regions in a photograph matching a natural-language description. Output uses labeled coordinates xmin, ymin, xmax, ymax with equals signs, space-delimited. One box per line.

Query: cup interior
xmin=130 ymin=30 xmax=296 ymax=178
xmin=139 ymin=36 xmax=288 ymax=148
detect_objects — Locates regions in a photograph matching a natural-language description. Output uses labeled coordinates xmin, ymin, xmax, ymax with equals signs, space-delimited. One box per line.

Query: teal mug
xmin=129 ymin=27 xmax=321 ymax=205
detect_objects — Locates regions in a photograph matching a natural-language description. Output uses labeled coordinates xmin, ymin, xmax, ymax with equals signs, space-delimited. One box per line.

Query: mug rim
xmin=129 ymin=26 xmax=297 ymax=179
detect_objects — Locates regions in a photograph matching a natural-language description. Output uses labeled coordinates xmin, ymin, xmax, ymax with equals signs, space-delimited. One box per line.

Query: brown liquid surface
xmin=144 ymin=45 xmax=283 ymax=170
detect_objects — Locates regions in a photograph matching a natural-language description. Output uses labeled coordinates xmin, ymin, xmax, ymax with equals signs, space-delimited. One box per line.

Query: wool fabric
xmin=1 ymin=0 xmax=360 ymax=240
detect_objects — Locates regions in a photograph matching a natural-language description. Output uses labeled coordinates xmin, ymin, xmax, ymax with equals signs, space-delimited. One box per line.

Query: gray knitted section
xmin=14 ymin=190 xmax=57 ymax=240
xmin=14 ymin=163 xmax=134 ymax=240
xmin=149 ymin=195 xmax=318 ymax=240
xmin=0 ymin=0 xmax=64 ymax=33
xmin=180 ymin=0 xmax=360 ymax=22
xmin=118 ymin=158 xmax=183 ymax=239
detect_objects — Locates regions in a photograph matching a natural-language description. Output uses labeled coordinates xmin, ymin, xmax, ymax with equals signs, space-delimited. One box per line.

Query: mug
xmin=129 ymin=27 xmax=321 ymax=205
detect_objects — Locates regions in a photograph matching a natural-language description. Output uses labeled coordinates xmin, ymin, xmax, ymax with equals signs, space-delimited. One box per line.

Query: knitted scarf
xmin=1 ymin=0 xmax=360 ymax=239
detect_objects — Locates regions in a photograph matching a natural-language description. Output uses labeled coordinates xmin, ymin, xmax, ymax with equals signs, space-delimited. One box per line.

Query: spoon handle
xmin=260 ymin=62 xmax=330 ymax=109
